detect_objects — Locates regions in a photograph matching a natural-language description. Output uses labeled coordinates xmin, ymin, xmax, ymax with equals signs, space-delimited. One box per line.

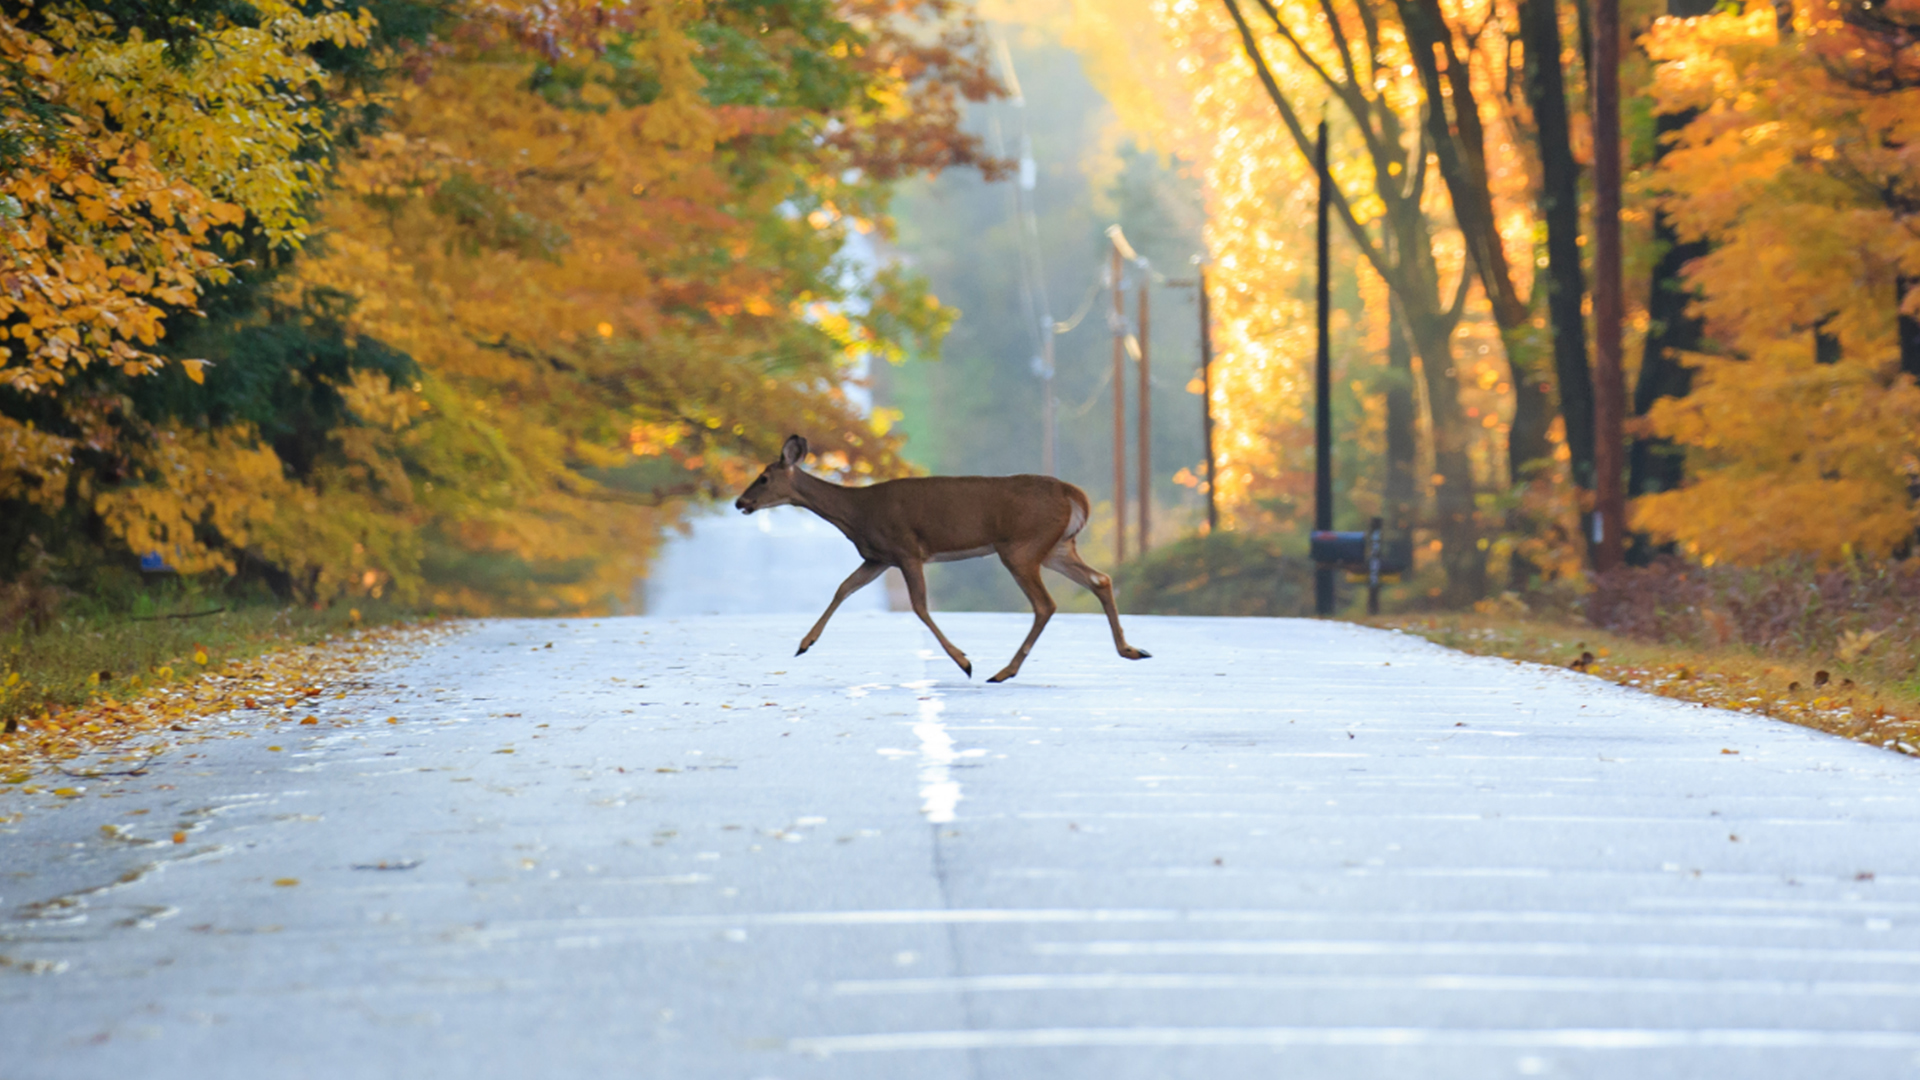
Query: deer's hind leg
xmin=900 ymin=559 xmax=972 ymax=678
xmin=987 ymin=541 xmax=1059 ymax=684
xmin=1045 ymin=539 xmax=1150 ymax=661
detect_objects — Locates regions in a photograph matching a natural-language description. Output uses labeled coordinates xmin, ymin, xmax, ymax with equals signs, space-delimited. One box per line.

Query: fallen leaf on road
xmin=1 ymin=624 xmax=451 ymax=789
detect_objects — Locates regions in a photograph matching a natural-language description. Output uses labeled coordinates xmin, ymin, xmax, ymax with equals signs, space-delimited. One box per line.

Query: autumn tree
xmin=1223 ymin=0 xmax=1514 ymax=602
xmin=1633 ymin=0 xmax=1920 ymax=564
xmin=0 ymin=0 xmax=388 ymax=578
xmin=0 ymin=0 xmax=1004 ymax=612
xmin=1629 ymin=0 xmax=1719 ymax=518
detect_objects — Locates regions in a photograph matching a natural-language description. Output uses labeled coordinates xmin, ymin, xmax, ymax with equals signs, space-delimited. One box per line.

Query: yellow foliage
xmin=0 ymin=1 xmax=364 ymax=397
xmin=1633 ymin=346 xmax=1920 ymax=565
xmin=275 ymin=0 xmax=915 ymax=612
xmin=1051 ymin=0 xmax=1528 ymax=535
xmin=1635 ymin=0 xmax=1920 ymax=564
xmin=3 ymin=0 xmax=968 ymax=613
xmin=93 ymin=423 xmax=291 ymax=577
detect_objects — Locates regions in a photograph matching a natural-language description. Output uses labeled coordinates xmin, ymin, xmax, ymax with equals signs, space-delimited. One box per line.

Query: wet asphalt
xmin=6 ymin=603 xmax=1920 ymax=1079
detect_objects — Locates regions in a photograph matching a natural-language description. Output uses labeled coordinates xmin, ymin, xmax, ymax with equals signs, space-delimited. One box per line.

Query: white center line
xmin=904 ymin=679 xmax=959 ymax=823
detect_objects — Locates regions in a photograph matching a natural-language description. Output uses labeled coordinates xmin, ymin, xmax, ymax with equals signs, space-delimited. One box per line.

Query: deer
xmin=733 ymin=434 xmax=1150 ymax=683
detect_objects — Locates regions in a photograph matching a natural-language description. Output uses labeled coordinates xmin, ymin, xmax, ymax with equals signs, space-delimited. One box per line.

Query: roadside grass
xmin=1 ymin=591 xmax=419 ymax=732
xmin=0 ymin=604 xmax=449 ymax=806
xmin=0 ymin=619 xmax=448 ymax=809
xmin=1375 ymin=608 xmax=1920 ymax=757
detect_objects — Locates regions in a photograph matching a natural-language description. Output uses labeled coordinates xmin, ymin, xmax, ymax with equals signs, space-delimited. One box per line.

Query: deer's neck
xmin=791 ymin=469 xmax=867 ymax=541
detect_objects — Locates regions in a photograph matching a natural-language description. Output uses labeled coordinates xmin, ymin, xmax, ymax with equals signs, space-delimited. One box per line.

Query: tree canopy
xmin=0 ymin=0 xmax=1002 ymax=612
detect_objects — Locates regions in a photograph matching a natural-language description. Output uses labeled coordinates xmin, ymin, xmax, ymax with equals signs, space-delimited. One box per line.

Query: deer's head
xmin=734 ymin=434 xmax=808 ymax=514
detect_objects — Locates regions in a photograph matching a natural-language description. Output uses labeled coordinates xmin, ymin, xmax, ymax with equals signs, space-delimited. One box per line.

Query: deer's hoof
xmin=956 ymin=657 xmax=973 ymax=678
xmin=1121 ymin=647 xmax=1151 ymax=660
xmin=987 ymin=668 xmax=1017 ymax=684
xmin=795 ymin=643 xmax=811 ymax=656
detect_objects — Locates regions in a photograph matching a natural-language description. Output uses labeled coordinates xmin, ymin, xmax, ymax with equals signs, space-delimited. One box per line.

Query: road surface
xmin=6 ymin=608 xmax=1920 ymax=1078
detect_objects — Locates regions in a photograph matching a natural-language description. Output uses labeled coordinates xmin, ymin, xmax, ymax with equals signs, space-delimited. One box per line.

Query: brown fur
xmin=734 ymin=435 xmax=1148 ymax=682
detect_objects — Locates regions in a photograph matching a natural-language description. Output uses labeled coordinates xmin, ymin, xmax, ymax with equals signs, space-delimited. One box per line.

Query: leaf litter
xmin=0 ymin=622 xmax=459 ymax=803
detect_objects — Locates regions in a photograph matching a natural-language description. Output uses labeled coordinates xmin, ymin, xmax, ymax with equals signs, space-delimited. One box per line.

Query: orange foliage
xmin=1634 ymin=0 xmax=1920 ymax=565
xmin=1057 ymin=0 xmax=1551 ymax=575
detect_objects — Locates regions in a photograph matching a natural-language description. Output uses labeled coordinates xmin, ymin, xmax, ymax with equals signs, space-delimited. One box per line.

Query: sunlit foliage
xmin=1058 ymin=0 xmax=1573 ymax=601
xmin=0 ymin=0 xmax=999 ymax=613
xmin=1633 ymin=0 xmax=1920 ymax=565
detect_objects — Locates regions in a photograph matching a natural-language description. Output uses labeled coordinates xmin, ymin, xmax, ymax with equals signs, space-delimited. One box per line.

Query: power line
xmin=992 ymin=30 xmax=1058 ymax=476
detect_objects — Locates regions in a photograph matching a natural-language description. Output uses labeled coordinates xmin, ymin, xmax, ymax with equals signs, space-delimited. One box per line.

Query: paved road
xmin=5 ymin=612 xmax=1920 ymax=1079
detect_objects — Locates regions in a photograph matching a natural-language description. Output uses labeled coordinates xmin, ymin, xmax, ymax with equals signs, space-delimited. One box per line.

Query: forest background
xmin=2 ymin=0 xmax=1918 ymax=642
xmin=0 ymin=0 xmax=1001 ymax=625
xmin=885 ymin=0 xmax=1920 ymax=630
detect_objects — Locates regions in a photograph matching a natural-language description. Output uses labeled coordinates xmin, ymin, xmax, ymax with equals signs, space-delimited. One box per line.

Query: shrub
xmin=1115 ymin=532 xmax=1319 ymax=617
xmin=1587 ymin=558 xmax=1920 ymax=684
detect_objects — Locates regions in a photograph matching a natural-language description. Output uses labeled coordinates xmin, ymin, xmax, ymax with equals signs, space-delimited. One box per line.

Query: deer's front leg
xmin=900 ymin=560 xmax=971 ymax=678
xmin=798 ymin=560 xmax=887 ymax=656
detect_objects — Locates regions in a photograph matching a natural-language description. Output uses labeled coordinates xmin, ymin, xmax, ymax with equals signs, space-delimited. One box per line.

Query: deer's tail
xmin=1062 ymin=482 xmax=1091 ymax=541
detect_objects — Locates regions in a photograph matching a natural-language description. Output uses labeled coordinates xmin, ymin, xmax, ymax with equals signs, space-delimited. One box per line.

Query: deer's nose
xmin=734 ymin=497 xmax=750 ymax=513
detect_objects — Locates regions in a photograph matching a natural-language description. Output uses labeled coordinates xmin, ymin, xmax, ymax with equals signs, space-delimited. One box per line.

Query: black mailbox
xmin=1309 ymin=530 xmax=1368 ymax=566
xmin=1309 ymin=518 xmax=1412 ymax=614
xmin=1309 ymin=530 xmax=1412 ymax=574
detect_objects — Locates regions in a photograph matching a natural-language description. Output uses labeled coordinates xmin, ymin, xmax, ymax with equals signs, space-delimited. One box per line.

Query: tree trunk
xmin=1501 ymin=320 xmax=1556 ymax=490
xmin=1814 ymin=316 xmax=1842 ymax=364
xmin=1499 ymin=317 xmax=1554 ymax=588
xmin=1224 ymin=0 xmax=1485 ymax=602
xmin=1628 ymin=210 xmax=1704 ymax=473
xmin=1386 ymin=299 xmax=1420 ymax=534
xmin=1899 ymin=276 xmax=1920 ymax=382
xmin=1400 ymin=0 xmax=1564 ymax=593
xmin=1627 ymin=199 xmax=1700 ymax=503
xmin=1628 ymin=0 xmax=1719 ymax=525
xmin=1408 ymin=311 xmax=1486 ymax=604
xmin=1627 ymin=51 xmax=1713 ymax=572
xmin=1519 ymin=0 xmax=1595 ymax=497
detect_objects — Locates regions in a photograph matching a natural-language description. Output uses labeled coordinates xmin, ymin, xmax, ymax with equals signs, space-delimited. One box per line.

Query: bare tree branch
xmin=1221 ymin=0 xmax=1401 ymax=293
xmin=1316 ymin=0 xmax=1366 ymax=96
xmin=1394 ymin=0 xmax=1531 ymax=327
xmin=1251 ymin=0 xmax=1373 ymax=129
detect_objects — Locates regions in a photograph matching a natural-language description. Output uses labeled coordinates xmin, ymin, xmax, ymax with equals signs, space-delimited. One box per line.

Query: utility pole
xmin=1137 ymin=263 xmax=1152 ymax=555
xmin=1108 ymin=238 xmax=1128 ymax=563
xmin=1591 ymin=0 xmax=1626 ymax=571
xmin=1314 ymin=120 xmax=1335 ymax=617
xmin=1040 ymin=320 xmax=1056 ymax=476
xmin=1198 ymin=265 xmax=1217 ymax=533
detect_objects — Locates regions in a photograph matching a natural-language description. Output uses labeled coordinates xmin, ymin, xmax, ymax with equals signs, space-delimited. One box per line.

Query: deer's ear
xmin=781 ymin=434 xmax=808 ymax=467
